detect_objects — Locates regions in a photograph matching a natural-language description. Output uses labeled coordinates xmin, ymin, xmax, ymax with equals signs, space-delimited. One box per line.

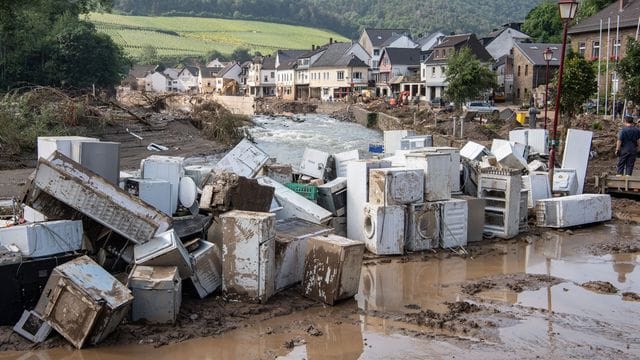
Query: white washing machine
xmin=363 ymin=204 xmax=405 ymax=255
xmin=439 ymin=198 xmax=468 ymax=249
xmin=405 ymin=203 xmax=440 ymax=251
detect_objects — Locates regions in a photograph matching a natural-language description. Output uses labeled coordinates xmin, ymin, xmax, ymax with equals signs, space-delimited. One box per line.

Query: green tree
xmin=618 ymin=38 xmax=640 ymax=105
xmin=206 ymin=49 xmax=228 ymax=62
xmin=521 ymin=0 xmax=562 ymax=43
xmin=444 ymin=47 xmax=496 ymax=109
xmin=139 ymin=45 xmax=159 ymax=64
xmin=231 ymin=47 xmax=252 ymax=62
xmin=575 ymin=0 xmax=616 ymax=22
xmin=0 ymin=0 xmax=125 ymax=89
xmin=46 ymin=17 xmax=126 ymax=88
xmin=555 ymin=52 xmax=597 ymax=116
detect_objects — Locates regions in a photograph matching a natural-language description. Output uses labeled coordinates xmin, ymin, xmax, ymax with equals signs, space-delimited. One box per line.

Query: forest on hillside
xmin=112 ymin=0 xmax=545 ymax=38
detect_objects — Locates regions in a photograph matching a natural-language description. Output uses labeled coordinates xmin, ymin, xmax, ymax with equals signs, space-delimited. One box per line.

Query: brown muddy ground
xmin=1 ymin=223 xmax=639 ymax=360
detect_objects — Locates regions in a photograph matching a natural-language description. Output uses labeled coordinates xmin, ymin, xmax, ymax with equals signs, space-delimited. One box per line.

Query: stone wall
xmin=115 ymin=88 xmax=255 ymax=115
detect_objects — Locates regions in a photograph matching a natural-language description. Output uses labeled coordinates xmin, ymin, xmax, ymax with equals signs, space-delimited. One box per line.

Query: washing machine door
xmin=416 ymin=203 xmax=440 ymax=248
xmin=363 ymin=209 xmax=376 ymax=240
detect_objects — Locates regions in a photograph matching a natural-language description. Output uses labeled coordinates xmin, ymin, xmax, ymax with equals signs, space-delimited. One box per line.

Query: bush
xmin=0 ymin=91 xmax=89 ymax=156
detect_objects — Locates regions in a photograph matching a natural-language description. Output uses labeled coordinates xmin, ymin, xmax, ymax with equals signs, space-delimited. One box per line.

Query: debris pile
xmin=0 ymin=121 xmax=614 ymax=349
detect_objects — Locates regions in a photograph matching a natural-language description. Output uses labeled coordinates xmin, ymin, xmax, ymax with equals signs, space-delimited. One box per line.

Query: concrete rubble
xmin=1 ymin=126 xmax=611 ymax=348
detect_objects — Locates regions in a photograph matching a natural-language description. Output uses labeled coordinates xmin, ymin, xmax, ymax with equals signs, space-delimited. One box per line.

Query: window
xmin=323 ymin=88 xmax=329 ymax=95
xmin=422 ymin=68 xmax=425 ymax=78
xmin=440 ymin=66 xmax=445 ymax=74
xmin=352 ymin=72 xmax=362 ymax=79
xmin=517 ymin=66 xmax=521 ymax=76
xmin=592 ymin=41 xmax=600 ymax=59
xmin=525 ymin=65 xmax=528 ymax=76
xmin=612 ymin=39 xmax=621 ymax=59
xmin=270 ymin=72 xmax=275 ymax=78
xmin=337 ymin=71 xmax=344 ymax=81
xmin=432 ymin=67 xmax=436 ymax=77
xmin=578 ymin=42 xmax=586 ymax=56
xmin=264 ymin=75 xmax=268 ymax=82
xmin=435 ymin=50 xmax=439 ymax=57
xmin=373 ymin=49 xmax=380 ymax=56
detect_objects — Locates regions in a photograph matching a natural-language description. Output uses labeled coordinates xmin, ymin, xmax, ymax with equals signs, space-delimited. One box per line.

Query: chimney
xmin=620 ymin=0 xmax=624 ymax=11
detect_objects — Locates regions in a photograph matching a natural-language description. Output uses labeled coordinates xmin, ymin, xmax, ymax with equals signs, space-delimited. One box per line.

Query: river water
xmin=247 ymin=114 xmax=382 ymax=166
xmin=2 ymin=115 xmax=640 ymax=359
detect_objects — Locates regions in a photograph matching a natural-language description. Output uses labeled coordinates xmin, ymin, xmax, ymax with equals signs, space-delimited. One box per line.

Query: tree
xmin=521 ymin=0 xmax=562 ymax=43
xmin=231 ymin=48 xmax=252 ymax=62
xmin=444 ymin=47 xmax=496 ymax=109
xmin=206 ymin=49 xmax=228 ymax=62
xmin=0 ymin=0 xmax=125 ymax=89
xmin=139 ymin=45 xmax=159 ymax=64
xmin=575 ymin=0 xmax=616 ymax=22
xmin=618 ymin=38 xmax=640 ymax=105
xmin=46 ymin=18 xmax=126 ymax=88
xmin=555 ymin=51 xmax=597 ymax=116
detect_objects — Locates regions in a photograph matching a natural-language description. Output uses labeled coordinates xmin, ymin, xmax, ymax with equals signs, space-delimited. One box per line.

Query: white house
xmin=144 ymin=72 xmax=169 ymax=92
xmin=215 ymin=62 xmax=242 ymax=95
xmin=247 ymin=55 xmax=276 ymax=97
xmin=484 ymin=26 xmax=531 ymax=60
xmin=275 ymin=49 xmax=307 ymax=100
xmin=177 ymin=66 xmax=199 ymax=92
xmin=309 ymin=42 xmax=370 ymax=101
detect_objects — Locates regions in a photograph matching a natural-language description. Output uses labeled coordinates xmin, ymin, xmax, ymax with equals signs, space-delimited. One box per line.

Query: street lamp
xmin=543 ymin=47 xmax=553 ymax=130
xmin=548 ymin=0 xmax=578 ymax=184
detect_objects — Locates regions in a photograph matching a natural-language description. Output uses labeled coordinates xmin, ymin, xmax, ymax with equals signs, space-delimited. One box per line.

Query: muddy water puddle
xmin=3 ymin=224 xmax=640 ymax=359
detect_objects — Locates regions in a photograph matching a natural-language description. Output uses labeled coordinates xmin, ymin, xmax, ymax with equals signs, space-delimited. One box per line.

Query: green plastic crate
xmin=285 ymin=183 xmax=318 ymax=201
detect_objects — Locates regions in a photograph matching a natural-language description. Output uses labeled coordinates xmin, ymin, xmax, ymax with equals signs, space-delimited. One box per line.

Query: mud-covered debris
xmin=461 ymin=274 xmax=564 ymax=295
xmin=283 ymin=336 xmax=306 ymax=349
xmin=581 ymin=281 xmax=618 ymax=294
xmin=306 ymin=325 xmax=323 ymax=336
xmin=622 ymin=292 xmax=640 ymax=302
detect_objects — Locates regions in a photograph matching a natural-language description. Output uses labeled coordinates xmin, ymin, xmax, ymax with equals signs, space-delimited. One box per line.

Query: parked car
xmin=430 ymin=97 xmax=454 ymax=112
xmin=463 ymin=101 xmax=499 ymax=117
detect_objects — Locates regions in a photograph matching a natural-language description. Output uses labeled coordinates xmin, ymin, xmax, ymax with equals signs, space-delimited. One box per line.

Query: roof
xmin=426 ymin=33 xmax=493 ymax=63
xmin=513 ymin=42 xmax=561 ymax=66
xmin=180 ymin=66 xmax=199 ymax=77
xmin=262 ymin=56 xmax=276 ymax=70
xmin=432 ymin=33 xmax=474 ymax=49
xmin=311 ymin=42 xmax=368 ymax=68
xmin=382 ymin=47 xmax=421 ymax=65
xmin=276 ymin=49 xmax=308 ymax=70
xmin=570 ymin=0 xmax=640 ymax=34
xmin=218 ymin=62 xmax=239 ymax=77
xmin=129 ymin=65 xmax=157 ymax=79
xmin=198 ymin=66 xmax=222 ymax=78
xmin=415 ymin=32 xmax=445 ymax=49
xmin=363 ymin=28 xmax=410 ymax=47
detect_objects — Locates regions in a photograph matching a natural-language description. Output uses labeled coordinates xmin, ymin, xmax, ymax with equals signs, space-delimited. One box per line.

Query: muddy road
xmin=1 ymin=223 xmax=639 ymax=359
